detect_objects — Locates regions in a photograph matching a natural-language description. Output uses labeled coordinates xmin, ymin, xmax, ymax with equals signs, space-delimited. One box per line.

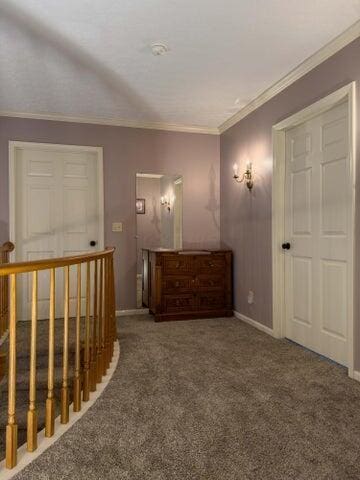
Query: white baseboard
xmin=116 ymin=308 xmax=149 ymax=316
xmin=233 ymin=311 xmax=276 ymax=337
xmin=0 ymin=330 xmax=9 ymax=347
xmin=351 ymin=370 xmax=360 ymax=382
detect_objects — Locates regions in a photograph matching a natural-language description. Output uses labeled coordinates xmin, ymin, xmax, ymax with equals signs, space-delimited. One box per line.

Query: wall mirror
xmin=135 ymin=173 xmax=183 ymax=308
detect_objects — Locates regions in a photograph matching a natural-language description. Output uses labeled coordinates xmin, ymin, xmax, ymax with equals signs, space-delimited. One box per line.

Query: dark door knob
xmin=282 ymin=242 xmax=291 ymax=250
xmin=90 ymin=240 xmax=97 ymax=247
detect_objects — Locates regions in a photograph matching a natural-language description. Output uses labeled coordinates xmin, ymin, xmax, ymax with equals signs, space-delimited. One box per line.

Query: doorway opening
xmin=135 ymin=173 xmax=183 ymax=309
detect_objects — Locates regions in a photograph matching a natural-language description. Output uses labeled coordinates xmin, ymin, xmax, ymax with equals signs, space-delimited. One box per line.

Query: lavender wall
xmin=0 ymin=118 xmax=220 ymax=309
xmin=160 ymin=174 xmax=177 ymax=249
xmin=220 ymin=37 xmax=360 ymax=365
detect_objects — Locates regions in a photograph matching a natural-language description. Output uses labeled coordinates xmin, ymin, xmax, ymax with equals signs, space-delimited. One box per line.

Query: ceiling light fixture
xmin=151 ymin=43 xmax=169 ymax=56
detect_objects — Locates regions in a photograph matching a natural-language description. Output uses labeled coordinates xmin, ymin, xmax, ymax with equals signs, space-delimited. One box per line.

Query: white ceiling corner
xmin=0 ymin=0 xmax=359 ymax=134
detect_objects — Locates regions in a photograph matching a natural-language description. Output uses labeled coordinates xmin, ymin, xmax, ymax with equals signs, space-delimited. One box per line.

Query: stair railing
xmin=0 ymin=242 xmax=15 ymax=338
xmin=0 ymin=247 xmax=117 ymax=469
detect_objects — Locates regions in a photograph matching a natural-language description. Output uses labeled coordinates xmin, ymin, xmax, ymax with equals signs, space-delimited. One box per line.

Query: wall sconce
xmin=161 ymin=195 xmax=171 ymax=211
xmin=233 ymin=162 xmax=253 ymax=190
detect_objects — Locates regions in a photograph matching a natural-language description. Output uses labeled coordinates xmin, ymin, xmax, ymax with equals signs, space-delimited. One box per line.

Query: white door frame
xmin=9 ymin=141 xmax=105 ymax=261
xmin=272 ymin=82 xmax=356 ymax=377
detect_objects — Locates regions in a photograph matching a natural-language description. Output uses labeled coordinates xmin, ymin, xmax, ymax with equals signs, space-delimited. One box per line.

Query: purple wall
xmin=220 ymin=37 xmax=360 ymax=365
xmin=0 ymin=118 xmax=220 ymax=309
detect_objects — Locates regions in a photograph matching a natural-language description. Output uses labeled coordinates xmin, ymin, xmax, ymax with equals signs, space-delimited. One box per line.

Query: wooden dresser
xmin=142 ymin=249 xmax=233 ymax=322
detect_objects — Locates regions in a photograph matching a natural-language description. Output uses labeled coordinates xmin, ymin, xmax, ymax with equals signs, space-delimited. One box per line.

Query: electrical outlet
xmin=112 ymin=222 xmax=123 ymax=232
xmin=247 ymin=290 xmax=254 ymax=305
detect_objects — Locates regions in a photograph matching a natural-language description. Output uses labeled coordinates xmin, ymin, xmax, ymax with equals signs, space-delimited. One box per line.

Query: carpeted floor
xmin=10 ymin=314 xmax=360 ymax=480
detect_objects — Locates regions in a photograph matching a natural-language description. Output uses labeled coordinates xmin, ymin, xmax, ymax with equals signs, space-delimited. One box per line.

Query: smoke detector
xmin=151 ymin=43 xmax=169 ymax=56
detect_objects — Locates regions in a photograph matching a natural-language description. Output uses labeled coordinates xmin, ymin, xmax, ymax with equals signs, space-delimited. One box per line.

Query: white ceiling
xmin=0 ymin=0 xmax=359 ymax=131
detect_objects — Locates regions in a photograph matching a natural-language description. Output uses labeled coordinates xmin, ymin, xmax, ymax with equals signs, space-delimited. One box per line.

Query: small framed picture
xmin=136 ymin=198 xmax=146 ymax=214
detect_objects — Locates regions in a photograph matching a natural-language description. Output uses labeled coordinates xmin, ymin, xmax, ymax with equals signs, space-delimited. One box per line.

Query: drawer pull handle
xmin=175 ymin=281 xmax=179 ymax=287
xmin=209 ymin=262 xmax=214 ymax=267
xmin=175 ymin=262 xmax=180 ymax=268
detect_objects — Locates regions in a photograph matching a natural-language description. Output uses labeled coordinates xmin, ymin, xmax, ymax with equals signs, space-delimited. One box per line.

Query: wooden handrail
xmin=0 ymin=247 xmax=114 ymax=276
xmin=1 ymin=246 xmax=117 ymax=469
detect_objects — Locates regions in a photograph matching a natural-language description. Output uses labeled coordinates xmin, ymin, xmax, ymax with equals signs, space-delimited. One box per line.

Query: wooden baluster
xmin=83 ymin=262 xmax=91 ymax=401
xmin=61 ymin=266 xmax=70 ymax=423
xmin=0 ymin=274 xmax=3 ymax=337
xmin=0 ymin=272 xmax=3 ymax=337
xmin=109 ymin=255 xmax=115 ymax=358
xmin=107 ymin=256 xmax=112 ymax=367
xmin=103 ymin=257 xmax=110 ymax=373
xmin=97 ymin=258 xmax=104 ymax=382
xmin=27 ymin=271 xmax=38 ymax=451
xmin=2 ymin=274 xmax=4 ymax=336
xmin=6 ymin=273 xmax=17 ymax=468
xmin=111 ymin=255 xmax=117 ymax=351
xmin=101 ymin=257 xmax=107 ymax=376
xmin=6 ymin=263 xmax=9 ymax=332
xmin=73 ymin=264 xmax=82 ymax=412
xmin=90 ymin=260 xmax=98 ymax=391
xmin=108 ymin=256 xmax=113 ymax=361
xmin=0 ymin=253 xmax=3 ymax=337
xmin=0 ymin=252 xmax=5 ymax=337
xmin=45 ymin=268 xmax=56 ymax=437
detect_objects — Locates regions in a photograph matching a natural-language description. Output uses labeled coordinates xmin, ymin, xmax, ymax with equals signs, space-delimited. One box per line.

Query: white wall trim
xmin=9 ymin=141 xmax=105 ymax=261
xmin=0 ymin=341 xmax=120 ymax=480
xmin=0 ymin=330 xmax=9 ymax=347
xmin=219 ymin=20 xmax=360 ymax=133
xmin=116 ymin=308 xmax=149 ymax=316
xmin=352 ymin=370 xmax=360 ymax=383
xmin=136 ymin=173 xmax=164 ymax=179
xmin=272 ymin=82 xmax=356 ymax=377
xmin=0 ymin=111 xmax=219 ymax=136
xmin=234 ymin=311 xmax=277 ymax=338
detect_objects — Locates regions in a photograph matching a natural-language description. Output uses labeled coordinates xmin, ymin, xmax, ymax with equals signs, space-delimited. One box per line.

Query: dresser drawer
xmin=163 ymin=255 xmax=193 ymax=275
xmin=197 ymin=274 xmax=224 ymax=291
xmin=163 ymin=294 xmax=195 ymax=312
xmin=197 ymin=292 xmax=225 ymax=310
xmin=163 ymin=275 xmax=193 ymax=293
xmin=196 ymin=255 xmax=226 ymax=274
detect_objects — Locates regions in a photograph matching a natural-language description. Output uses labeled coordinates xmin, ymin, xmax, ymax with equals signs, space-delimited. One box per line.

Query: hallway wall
xmin=0 ymin=118 xmax=220 ymax=309
xmin=220 ymin=37 xmax=360 ymax=367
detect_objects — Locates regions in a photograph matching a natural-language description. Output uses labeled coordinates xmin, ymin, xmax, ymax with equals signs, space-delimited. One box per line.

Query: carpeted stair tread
xmin=0 ymin=363 xmax=76 ymax=392
xmin=0 ymin=318 xmax=80 ymax=461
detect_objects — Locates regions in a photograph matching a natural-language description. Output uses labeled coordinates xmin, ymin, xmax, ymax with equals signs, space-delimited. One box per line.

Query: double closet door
xmin=13 ymin=143 xmax=102 ymax=320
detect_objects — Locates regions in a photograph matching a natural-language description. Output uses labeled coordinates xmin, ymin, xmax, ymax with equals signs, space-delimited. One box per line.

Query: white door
xmin=284 ymin=101 xmax=352 ymax=366
xmin=12 ymin=143 xmax=103 ymax=320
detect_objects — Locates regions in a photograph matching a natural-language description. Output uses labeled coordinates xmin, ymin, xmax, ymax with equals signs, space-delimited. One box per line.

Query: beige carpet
xmin=11 ymin=314 xmax=360 ymax=480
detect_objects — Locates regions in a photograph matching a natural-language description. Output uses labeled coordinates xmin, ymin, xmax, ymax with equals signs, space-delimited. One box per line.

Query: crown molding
xmin=1 ymin=20 xmax=359 ymax=137
xmin=219 ymin=19 xmax=360 ymax=134
xmin=0 ymin=110 xmax=219 ymax=135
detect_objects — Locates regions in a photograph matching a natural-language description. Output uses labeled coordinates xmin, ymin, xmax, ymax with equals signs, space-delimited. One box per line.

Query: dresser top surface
xmin=143 ymin=248 xmax=232 ymax=254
